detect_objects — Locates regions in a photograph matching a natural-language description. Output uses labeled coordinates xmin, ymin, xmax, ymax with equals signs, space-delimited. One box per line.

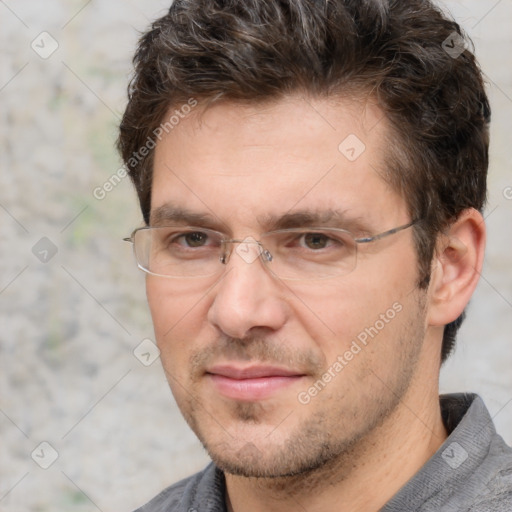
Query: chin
xmin=202 ymin=427 xmax=350 ymax=480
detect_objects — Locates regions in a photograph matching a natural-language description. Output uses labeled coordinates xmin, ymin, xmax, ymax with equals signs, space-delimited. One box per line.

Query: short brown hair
xmin=118 ymin=0 xmax=490 ymax=363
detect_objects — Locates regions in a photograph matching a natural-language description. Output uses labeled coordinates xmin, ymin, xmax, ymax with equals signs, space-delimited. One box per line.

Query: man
xmin=118 ymin=0 xmax=512 ymax=510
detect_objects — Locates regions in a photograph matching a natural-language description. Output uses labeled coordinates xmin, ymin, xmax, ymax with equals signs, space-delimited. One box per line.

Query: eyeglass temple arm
xmin=355 ymin=220 xmax=418 ymax=244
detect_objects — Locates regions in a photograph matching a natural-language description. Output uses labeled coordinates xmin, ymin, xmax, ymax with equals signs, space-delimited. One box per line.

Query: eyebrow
xmin=150 ymin=203 xmax=368 ymax=234
xmin=150 ymin=204 xmax=226 ymax=231
xmin=257 ymin=209 xmax=368 ymax=233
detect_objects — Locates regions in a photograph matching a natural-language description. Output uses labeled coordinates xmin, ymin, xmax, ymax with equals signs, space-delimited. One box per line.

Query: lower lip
xmin=207 ymin=374 xmax=303 ymax=401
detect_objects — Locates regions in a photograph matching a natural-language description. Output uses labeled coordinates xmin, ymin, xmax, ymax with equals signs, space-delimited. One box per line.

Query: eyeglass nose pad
xmin=262 ymin=249 xmax=273 ymax=262
xmin=219 ymin=238 xmax=233 ymax=265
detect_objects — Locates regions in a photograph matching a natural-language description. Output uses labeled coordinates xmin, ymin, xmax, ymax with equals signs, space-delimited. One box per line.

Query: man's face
xmin=148 ymin=96 xmax=429 ymax=477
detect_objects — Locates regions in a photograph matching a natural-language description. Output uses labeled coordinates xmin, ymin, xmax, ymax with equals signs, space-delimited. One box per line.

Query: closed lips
xmin=206 ymin=365 xmax=305 ymax=379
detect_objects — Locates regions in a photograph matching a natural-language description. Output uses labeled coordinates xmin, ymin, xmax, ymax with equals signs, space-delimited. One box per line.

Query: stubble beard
xmin=168 ymin=294 xmax=427 ymax=489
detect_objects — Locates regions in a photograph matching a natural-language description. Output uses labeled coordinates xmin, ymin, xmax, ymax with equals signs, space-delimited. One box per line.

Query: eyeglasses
xmin=124 ymin=220 xmax=418 ymax=281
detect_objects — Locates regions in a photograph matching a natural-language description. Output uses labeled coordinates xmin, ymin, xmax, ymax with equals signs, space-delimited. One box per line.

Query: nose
xmin=207 ymin=244 xmax=288 ymax=340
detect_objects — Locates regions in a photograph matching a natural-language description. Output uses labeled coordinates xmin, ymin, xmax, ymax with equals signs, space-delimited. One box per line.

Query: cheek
xmin=146 ymin=279 xmax=176 ymax=336
xmin=291 ymin=269 xmax=413 ymax=360
xmin=146 ymin=277 xmax=210 ymax=355
xmin=290 ymin=279 xmax=384 ymax=334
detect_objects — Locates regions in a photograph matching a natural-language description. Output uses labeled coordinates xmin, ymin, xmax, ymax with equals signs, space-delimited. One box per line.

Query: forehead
xmin=151 ymin=95 xmax=407 ymax=230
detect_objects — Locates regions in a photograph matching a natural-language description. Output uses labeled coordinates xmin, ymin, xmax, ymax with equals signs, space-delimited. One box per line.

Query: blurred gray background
xmin=0 ymin=1 xmax=511 ymax=510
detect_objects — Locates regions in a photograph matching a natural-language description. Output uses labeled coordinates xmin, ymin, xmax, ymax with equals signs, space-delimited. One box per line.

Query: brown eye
xmin=303 ymin=233 xmax=329 ymax=250
xmin=182 ymin=232 xmax=208 ymax=247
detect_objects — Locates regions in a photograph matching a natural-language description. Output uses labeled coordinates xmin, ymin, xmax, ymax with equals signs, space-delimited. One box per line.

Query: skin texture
xmin=147 ymin=95 xmax=485 ymax=512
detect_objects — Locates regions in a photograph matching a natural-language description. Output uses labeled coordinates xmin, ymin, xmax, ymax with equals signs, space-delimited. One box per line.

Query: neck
xmin=225 ymin=383 xmax=448 ymax=512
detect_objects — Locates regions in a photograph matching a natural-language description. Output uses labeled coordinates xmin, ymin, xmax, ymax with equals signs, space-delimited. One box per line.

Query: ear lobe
xmin=427 ymin=208 xmax=486 ymax=327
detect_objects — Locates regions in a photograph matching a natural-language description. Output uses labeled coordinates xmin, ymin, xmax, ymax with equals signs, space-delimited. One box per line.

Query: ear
xmin=427 ymin=208 xmax=486 ymax=327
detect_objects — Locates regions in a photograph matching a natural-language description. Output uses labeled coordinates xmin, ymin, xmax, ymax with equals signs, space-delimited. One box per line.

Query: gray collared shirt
xmin=134 ymin=394 xmax=512 ymax=511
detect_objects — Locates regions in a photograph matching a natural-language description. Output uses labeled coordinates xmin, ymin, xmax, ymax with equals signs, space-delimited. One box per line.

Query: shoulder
xmin=466 ymin=490 xmax=512 ymax=512
xmin=466 ymin=456 xmax=512 ymax=512
xmin=132 ymin=462 xmax=225 ymax=512
xmin=132 ymin=474 xmax=194 ymax=512
xmin=453 ymin=397 xmax=512 ymax=512
xmin=383 ymin=394 xmax=512 ymax=512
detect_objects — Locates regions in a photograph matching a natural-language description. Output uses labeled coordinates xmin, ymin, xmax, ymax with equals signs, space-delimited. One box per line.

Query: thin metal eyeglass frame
xmin=123 ymin=219 xmax=419 ymax=279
